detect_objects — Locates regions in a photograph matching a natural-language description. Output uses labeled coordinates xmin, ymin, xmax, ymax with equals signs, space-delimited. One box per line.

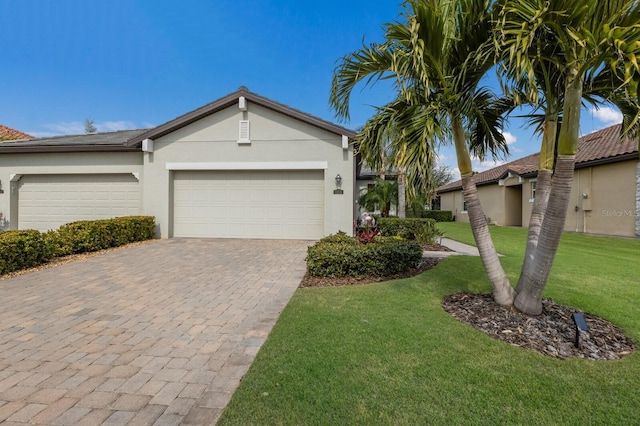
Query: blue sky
xmin=0 ymin=1 xmax=622 ymax=177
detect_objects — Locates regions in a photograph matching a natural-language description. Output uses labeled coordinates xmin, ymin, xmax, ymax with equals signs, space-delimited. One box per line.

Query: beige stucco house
xmin=0 ymin=88 xmax=357 ymax=239
xmin=437 ymin=124 xmax=640 ymax=238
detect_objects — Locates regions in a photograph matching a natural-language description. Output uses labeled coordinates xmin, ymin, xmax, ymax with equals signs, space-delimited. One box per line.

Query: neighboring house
xmin=0 ymin=87 xmax=356 ymax=239
xmin=437 ymin=124 xmax=640 ymax=238
xmin=0 ymin=124 xmax=32 ymax=141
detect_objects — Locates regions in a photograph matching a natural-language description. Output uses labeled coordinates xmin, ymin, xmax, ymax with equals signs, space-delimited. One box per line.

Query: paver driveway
xmin=0 ymin=238 xmax=310 ymax=425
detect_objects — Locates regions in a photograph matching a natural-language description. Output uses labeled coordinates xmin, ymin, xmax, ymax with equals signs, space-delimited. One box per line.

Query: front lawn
xmin=218 ymin=224 xmax=640 ymax=425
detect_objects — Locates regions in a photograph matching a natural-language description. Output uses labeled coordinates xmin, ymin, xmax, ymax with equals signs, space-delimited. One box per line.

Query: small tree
xmin=84 ymin=119 xmax=97 ymax=134
xmin=358 ymin=178 xmax=398 ymax=217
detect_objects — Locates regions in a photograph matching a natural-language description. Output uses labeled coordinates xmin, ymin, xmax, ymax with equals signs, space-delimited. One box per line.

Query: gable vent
xmin=238 ymin=120 xmax=250 ymax=144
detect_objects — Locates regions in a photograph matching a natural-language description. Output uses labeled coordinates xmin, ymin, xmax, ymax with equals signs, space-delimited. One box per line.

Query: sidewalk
xmin=425 ymin=237 xmax=480 ymax=258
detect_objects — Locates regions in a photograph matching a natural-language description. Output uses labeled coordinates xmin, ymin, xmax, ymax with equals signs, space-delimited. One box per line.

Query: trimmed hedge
xmin=0 ymin=216 xmax=156 ymax=275
xmin=0 ymin=230 xmax=55 ymax=274
xmin=306 ymin=233 xmax=423 ymax=277
xmin=53 ymin=216 xmax=156 ymax=255
xmin=377 ymin=217 xmax=444 ymax=245
xmin=420 ymin=210 xmax=453 ymax=222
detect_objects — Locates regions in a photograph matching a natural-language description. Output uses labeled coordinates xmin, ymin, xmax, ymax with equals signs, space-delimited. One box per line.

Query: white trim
xmin=9 ymin=174 xmax=22 ymax=182
xmin=166 ymin=161 xmax=329 ymax=171
xmin=132 ymin=172 xmax=140 ymax=181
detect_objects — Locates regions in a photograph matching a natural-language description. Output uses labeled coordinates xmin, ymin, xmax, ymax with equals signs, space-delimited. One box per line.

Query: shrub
xmin=420 ymin=210 xmax=453 ymax=222
xmin=0 ymin=230 xmax=55 ymax=274
xmin=56 ymin=216 xmax=156 ymax=254
xmin=306 ymin=234 xmax=423 ymax=277
xmin=377 ymin=217 xmax=445 ymax=245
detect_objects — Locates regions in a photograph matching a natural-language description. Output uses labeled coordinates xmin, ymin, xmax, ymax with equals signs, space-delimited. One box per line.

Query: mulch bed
xmin=443 ymin=292 xmax=635 ymax=360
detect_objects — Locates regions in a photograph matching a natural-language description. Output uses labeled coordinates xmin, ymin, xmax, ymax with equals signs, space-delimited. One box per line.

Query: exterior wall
xmin=564 ymin=159 xmax=637 ymax=237
xmin=521 ymin=179 xmax=536 ymax=228
xmin=0 ymin=152 xmax=143 ymax=231
xmin=439 ymin=159 xmax=639 ymax=237
xmin=476 ymin=185 xmax=507 ymax=225
xmin=439 ymin=191 xmax=465 ymax=222
xmin=144 ymin=102 xmax=354 ymax=238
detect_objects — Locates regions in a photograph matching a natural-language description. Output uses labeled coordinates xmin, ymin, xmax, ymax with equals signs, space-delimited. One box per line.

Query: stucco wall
xmin=564 ymin=160 xmax=637 ymax=237
xmin=521 ymin=179 xmax=536 ymax=228
xmin=440 ymin=159 xmax=639 ymax=237
xmin=144 ymin=102 xmax=354 ymax=238
xmin=0 ymin=152 xmax=143 ymax=231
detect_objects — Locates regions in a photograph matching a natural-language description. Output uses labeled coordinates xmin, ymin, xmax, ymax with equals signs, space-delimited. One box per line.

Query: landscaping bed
xmin=443 ymin=292 xmax=635 ymax=360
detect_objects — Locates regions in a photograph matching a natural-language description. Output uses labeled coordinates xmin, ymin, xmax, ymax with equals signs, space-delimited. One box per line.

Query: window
xmin=530 ymin=180 xmax=537 ymax=202
xmin=462 ymin=197 xmax=467 ymax=212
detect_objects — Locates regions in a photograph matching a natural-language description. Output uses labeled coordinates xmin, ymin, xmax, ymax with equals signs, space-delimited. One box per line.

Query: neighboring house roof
xmin=0 ymin=124 xmax=33 ymax=141
xmin=437 ymin=123 xmax=639 ymax=194
xmin=127 ymin=86 xmax=356 ymax=147
xmin=0 ymin=129 xmax=147 ymax=153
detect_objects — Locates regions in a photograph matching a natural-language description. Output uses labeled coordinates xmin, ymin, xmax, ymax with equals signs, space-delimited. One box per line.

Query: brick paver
xmin=0 ymin=239 xmax=309 ymax=425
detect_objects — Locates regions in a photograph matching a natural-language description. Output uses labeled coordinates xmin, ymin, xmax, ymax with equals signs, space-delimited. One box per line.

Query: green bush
xmin=377 ymin=217 xmax=445 ymax=245
xmin=420 ymin=210 xmax=453 ymax=222
xmin=55 ymin=216 xmax=156 ymax=254
xmin=306 ymin=234 xmax=423 ymax=277
xmin=0 ymin=230 xmax=55 ymax=274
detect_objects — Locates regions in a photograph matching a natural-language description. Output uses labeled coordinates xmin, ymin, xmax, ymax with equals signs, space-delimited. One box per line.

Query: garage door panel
xmin=173 ymin=170 xmax=324 ymax=239
xmin=19 ymin=174 xmax=141 ymax=231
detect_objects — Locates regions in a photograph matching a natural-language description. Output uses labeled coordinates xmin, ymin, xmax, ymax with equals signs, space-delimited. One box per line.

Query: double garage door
xmin=18 ymin=174 xmax=141 ymax=231
xmin=173 ymin=170 xmax=324 ymax=239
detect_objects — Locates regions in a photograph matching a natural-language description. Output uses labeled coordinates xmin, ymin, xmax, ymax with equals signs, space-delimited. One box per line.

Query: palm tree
xmin=498 ymin=0 xmax=640 ymax=314
xmin=358 ymin=177 xmax=398 ymax=217
xmin=331 ymin=0 xmax=516 ymax=305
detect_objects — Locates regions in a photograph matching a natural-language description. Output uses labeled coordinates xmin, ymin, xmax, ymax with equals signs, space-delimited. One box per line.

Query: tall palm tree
xmin=331 ymin=0 xmax=516 ymax=305
xmin=498 ymin=0 xmax=640 ymax=314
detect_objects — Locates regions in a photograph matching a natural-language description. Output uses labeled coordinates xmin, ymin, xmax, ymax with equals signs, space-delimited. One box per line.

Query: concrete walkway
xmin=425 ymin=237 xmax=481 ymax=258
xmin=0 ymin=239 xmax=309 ymax=425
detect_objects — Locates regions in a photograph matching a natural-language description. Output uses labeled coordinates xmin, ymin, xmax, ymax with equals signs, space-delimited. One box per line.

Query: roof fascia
xmin=0 ymin=145 xmax=140 ymax=154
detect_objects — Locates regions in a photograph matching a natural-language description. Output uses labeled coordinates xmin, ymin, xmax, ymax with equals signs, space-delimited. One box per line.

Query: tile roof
xmin=0 ymin=129 xmax=148 ymax=153
xmin=0 ymin=124 xmax=33 ymax=141
xmin=437 ymin=123 xmax=639 ymax=193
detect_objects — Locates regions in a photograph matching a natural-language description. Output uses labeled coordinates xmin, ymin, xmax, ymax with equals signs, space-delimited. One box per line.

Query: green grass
xmin=218 ymin=224 xmax=640 ymax=425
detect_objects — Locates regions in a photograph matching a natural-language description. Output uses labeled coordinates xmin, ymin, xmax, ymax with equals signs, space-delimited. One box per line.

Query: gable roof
xmin=126 ymin=87 xmax=356 ymax=147
xmin=437 ymin=123 xmax=639 ymax=194
xmin=0 ymin=124 xmax=33 ymax=141
xmin=0 ymin=129 xmax=147 ymax=153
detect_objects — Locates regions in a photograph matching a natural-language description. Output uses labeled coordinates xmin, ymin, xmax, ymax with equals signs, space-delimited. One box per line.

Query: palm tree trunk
xmin=398 ymin=170 xmax=406 ymax=218
xmin=514 ymin=156 xmax=575 ymax=314
xmin=452 ymin=115 xmax=515 ymax=306
xmin=514 ymin=66 xmax=582 ymax=315
xmin=515 ymin=118 xmax=556 ymax=294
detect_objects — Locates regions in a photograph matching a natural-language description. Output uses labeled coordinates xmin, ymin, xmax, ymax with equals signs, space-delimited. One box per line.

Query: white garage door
xmin=18 ymin=174 xmax=141 ymax=231
xmin=173 ymin=170 xmax=324 ymax=239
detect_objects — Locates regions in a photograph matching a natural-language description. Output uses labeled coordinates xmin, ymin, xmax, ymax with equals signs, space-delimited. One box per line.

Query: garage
xmin=173 ymin=170 xmax=324 ymax=239
xmin=18 ymin=174 xmax=141 ymax=231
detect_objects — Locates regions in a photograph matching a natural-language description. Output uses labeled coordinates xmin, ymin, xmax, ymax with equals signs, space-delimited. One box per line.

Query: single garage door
xmin=18 ymin=174 xmax=141 ymax=231
xmin=173 ymin=170 xmax=324 ymax=239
